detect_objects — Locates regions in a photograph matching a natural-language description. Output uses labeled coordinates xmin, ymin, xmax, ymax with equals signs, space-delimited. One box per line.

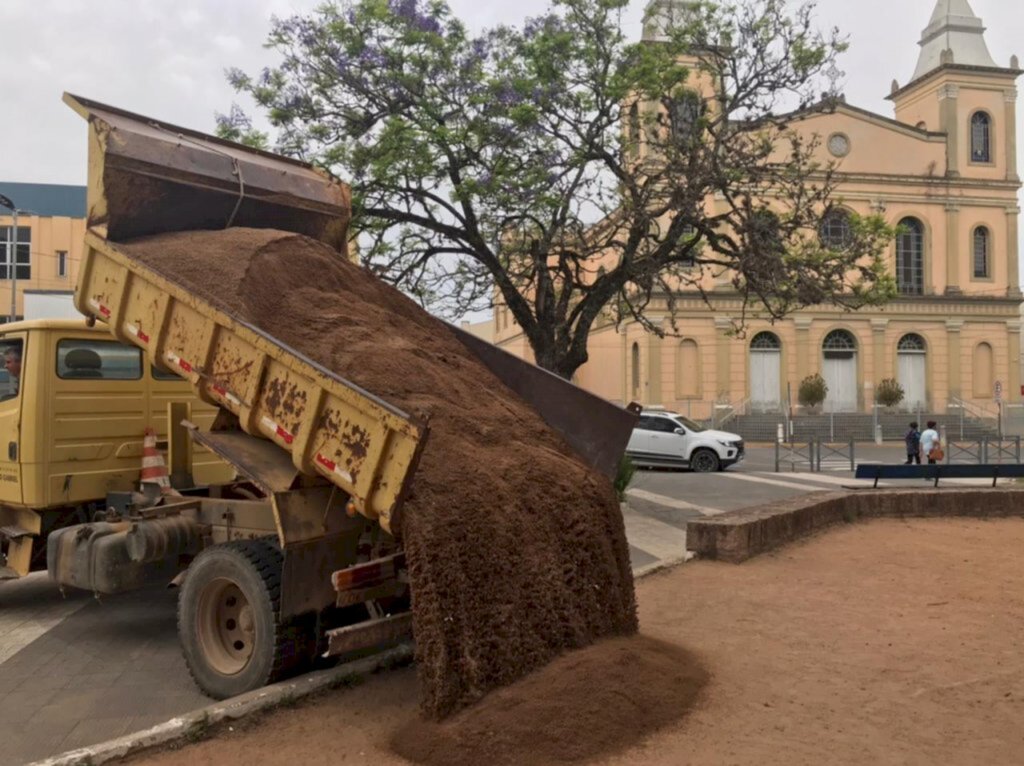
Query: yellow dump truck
xmin=0 ymin=319 xmax=230 ymax=579
xmin=25 ymin=94 xmax=636 ymax=699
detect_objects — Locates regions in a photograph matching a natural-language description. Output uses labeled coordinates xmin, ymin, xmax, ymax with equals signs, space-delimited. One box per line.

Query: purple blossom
xmin=389 ymin=0 xmax=442 ymax=35
xmin=215 ymin=104 xmax=253 ymax=133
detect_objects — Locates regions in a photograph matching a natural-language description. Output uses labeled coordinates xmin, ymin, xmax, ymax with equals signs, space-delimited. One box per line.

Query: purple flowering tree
xmin=221 ymin=0 xmax=894 ymax=379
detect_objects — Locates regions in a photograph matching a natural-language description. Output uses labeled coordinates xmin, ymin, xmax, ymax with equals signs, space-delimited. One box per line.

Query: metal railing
xmin=944 ymin=437 xmax=1021 ymax=464
xmin=815 ymin=439 xmax=856 ymax=472
xmin=945 ymin=439 xmax=984 ymax=464
xmin=948 ymin=395 xmax=1001 ymax=439
xmin=983 ymin=436 xmax=1022 ymax=464
xmin=772 ymin=438 xmax=854 ymax=473
xmin=713 ymin=397 xmax=751 ymax=430
xmin=774 ymin=439 xmax=815 ymax=472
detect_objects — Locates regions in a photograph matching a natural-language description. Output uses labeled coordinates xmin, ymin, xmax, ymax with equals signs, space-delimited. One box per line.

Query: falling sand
xmin=119 ymin=228 xmax=638 ymax=718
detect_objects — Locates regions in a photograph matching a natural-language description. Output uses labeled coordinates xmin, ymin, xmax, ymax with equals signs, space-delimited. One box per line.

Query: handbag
xmin=929 ymin=443 xmax=944 ymax=461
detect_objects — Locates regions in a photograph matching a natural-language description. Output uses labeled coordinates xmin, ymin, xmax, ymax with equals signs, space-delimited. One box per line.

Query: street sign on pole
xmin=995 ymin=380 xmax=1003 ymax=402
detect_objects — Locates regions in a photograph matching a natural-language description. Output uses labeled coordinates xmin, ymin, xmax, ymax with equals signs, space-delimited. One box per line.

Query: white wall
xmin=23 ymin=291 xmax=82 ymax=320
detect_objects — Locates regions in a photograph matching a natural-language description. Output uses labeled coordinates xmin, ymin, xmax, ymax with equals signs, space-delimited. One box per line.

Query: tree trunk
xmin=531 ymin=337 xmax=588 ymax=381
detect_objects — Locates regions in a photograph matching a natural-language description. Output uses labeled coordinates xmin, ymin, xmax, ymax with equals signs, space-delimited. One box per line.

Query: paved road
xmin=621 ymin=442 xmax=1003 ymax=571
xmin=0 ymin=443 xmax=995 ymax=764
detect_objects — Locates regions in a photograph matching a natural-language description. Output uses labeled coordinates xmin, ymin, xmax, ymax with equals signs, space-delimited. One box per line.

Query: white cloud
xmin=213 ymin=34 xmax=244 ymax=53
xmin=2 ymin=0 xmax=1021 ymax=195
xmin=29 ymin=55 xmax=53 ymax=72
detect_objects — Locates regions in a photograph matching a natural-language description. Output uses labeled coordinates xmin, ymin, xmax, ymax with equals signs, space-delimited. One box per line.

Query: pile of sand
xmin=392 ymin=636 xmax=707 ymax=766
xmin=121 ymin=228 xmax=637 ymax=717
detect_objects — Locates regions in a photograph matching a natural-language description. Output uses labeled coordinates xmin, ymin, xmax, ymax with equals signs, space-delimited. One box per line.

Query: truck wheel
xmin=178 ymin=539 xmax=310 ymax=699
xmin=690 ymin=449 xmax=720 ymax=473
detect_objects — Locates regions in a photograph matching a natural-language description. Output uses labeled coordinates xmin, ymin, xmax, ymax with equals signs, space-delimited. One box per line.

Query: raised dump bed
xmin=75 ymin=229 xmax=427 ymax=533
xmin=60 ymin=93 xmax=640 ymax=705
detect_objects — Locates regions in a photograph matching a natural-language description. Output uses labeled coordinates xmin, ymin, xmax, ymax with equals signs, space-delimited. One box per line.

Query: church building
xmin=494 ymin=0 xmax=1022 ymax=419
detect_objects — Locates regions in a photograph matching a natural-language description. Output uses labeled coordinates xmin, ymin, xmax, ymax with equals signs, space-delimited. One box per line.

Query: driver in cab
xmin=2 ymin=347 xmax=21 ymax=400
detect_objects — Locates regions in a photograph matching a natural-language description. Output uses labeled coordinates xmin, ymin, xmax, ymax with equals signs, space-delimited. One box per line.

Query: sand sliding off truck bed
xmin=46 ymin=93 xmax=638 ymax=699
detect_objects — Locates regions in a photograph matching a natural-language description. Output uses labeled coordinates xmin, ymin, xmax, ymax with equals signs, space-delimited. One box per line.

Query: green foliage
xmin=614 ymin=454 xmax=637 ymax=502
xmin=222 ymin=0 xmax=896 ymax=379
xmin=875 ymin=377 xmax=905 ymax=409
xmin=798 ymin=373 xmax=828 ymax=409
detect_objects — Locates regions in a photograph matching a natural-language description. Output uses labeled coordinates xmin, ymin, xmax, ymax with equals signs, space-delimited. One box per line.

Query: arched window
xmin=668 ymin=91 xmax=703 ymax=145
xmin=675 ymin=339 xmax=701 ymax=398
xmin=631 ymin=342 xmax=641 ymax=398
xmin=973 ymin=342 xmax=994 ymax=398
xmin=971 ymin=112 xmax=992 ymax=163
xmin=973 ymin=226 xmax=990 ymax=278
xmin=897 ymin=333 xmax=926 ymax=353
xmin=822 ymin=329 xmax=857 ymax=358
xmin=750 ymin=332 xmax=782 ymax=350
xmin=896 ymin=217 xmax=924 ymax=295
xmin=819 ymin=208 xmax=852 ymax=250
xmin=628 ymin=102 xmax=641 ymax=157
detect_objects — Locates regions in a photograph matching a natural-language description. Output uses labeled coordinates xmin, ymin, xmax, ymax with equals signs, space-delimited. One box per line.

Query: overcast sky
xmin=2 ymin=0 xmax=1021 ymax=212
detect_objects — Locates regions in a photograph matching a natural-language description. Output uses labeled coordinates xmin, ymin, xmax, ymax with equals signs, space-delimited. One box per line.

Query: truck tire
xmin=689 ymin=448 xmax=720 ymax=473
xmin=178 ymin=539 xmax=312 ymax=699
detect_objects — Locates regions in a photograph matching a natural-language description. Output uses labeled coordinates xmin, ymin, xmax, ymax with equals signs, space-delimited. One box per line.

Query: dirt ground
xmin=133 ymin=518 xmax=1024 ymax=766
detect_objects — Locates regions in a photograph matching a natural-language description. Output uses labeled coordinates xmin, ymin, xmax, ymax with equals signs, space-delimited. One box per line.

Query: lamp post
xmin=0 ymin=194 xmax=19 ymax=323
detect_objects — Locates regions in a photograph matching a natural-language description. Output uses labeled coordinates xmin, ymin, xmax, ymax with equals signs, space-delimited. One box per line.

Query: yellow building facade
xmin=0 ymin=183 xmax=87 ymax=322
xmin=496 ymin=0 xmax=1022 ymax=418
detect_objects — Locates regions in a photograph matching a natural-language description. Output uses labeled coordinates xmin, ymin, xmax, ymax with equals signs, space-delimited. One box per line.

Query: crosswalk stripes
xmin=625 ymin=488 xmax=723 ymax=516
xmin=719 ymin=471 xmax=828 ymax=492
xmin=781 ymin=471 xmax=883 ymax=487
xmin=621 ymin=510 xmax=690 ymax=564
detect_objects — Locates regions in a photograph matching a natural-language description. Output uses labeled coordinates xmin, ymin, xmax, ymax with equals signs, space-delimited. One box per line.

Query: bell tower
xmin=889 ymin=0 xmax=1020 ymax=181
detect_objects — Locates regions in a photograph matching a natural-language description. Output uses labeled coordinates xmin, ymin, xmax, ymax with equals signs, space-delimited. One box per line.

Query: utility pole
xmin=9 ymin=207 xmax=18 ymax=322
xmin=0 ymin=194 xmax=19 ymax=322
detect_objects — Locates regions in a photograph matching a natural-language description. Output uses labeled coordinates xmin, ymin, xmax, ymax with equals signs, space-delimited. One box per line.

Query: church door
xmin=749 ymin=333 xmax=781 ymax=412
xmin=822 ymin=330 xmax=858 ymax=412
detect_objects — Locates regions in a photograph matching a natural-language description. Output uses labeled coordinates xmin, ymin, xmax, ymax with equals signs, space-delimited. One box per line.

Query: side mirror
xmin=674 ymin=428 xmax=687 ymax=435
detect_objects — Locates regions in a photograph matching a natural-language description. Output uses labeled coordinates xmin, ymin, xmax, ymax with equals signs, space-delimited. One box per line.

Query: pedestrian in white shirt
xmin=920 ymin=421 xmax=940 ymax=464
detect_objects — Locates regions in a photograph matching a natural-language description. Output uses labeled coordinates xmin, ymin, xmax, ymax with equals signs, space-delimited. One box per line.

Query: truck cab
xmin=0 ymin=319 xmax=229 ymax=579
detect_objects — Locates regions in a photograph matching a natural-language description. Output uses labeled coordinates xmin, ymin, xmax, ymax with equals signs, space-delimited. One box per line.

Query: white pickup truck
xmin=626 ymin=410 xmax=744 ymax=472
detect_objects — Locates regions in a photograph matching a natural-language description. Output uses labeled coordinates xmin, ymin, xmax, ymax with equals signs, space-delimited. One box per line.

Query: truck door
xmin=0 ymin=334 xmax=25 ymax=505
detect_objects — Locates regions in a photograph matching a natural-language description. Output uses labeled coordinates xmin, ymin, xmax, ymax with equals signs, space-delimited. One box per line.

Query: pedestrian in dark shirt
xmin=904 ymin=421 xmax=921 ymax=464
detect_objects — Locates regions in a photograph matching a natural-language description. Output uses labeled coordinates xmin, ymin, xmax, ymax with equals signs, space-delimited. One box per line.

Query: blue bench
xmin=854 ymin=463 xmax=1024 ymax=488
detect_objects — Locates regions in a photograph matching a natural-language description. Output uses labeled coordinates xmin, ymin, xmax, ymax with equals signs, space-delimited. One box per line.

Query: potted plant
xmin=798 ymin=373 xmax=828 ymax=413
xmin=875 ymin=377 xmax=905 ymax=411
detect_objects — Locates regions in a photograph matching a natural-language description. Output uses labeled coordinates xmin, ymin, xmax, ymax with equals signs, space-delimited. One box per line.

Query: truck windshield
xmin=673 ymin=416 xmax=705 ymax=433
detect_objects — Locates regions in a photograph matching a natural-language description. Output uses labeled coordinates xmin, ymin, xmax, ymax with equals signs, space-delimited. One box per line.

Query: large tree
xmin=221 ymin=0 xmax=895 ymax=379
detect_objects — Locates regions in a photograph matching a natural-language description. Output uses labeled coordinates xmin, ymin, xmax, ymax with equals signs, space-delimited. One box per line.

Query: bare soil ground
xmin=133 ymin=518 xmax=1024 ymax=766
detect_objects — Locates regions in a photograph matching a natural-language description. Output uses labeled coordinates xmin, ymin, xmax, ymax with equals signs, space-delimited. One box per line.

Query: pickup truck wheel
xmin=178 ymin=540 xmax=310 ymax=699
xmin=690 ymin=448 xmax=720 ymax=473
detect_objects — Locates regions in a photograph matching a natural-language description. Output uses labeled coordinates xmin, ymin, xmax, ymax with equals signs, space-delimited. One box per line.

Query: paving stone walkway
xmin=0 ymin=578 xmax=207 ymax=766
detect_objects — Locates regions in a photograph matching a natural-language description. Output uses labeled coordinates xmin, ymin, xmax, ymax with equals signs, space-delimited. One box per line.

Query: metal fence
xmin=815 ymin=439 xmax=856 ymax=472
xmin=774 ymin=439 xmax=855 ymax=473
xmin=774 ymin=440 xmax=815 ymax=473
xmin=944 ymin=439 xmax=985 ymax=465
xmin=981 ymin=437 xmax=1022 ymax=464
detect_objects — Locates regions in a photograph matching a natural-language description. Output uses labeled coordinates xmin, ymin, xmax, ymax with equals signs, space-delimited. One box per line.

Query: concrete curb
xmin=634 ymin=552 xmax=694 ymax=579
xmin=28 ymin=643 xmax=414 ymax=766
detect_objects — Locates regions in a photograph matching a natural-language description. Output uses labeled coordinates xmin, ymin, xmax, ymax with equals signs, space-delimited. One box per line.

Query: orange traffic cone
xmin=141 ymin=427 xmax=180 ymax=497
